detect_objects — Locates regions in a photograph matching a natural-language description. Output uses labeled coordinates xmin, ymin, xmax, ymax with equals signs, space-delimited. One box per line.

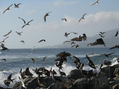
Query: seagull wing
xmin=18 ymin=17 xmax=26 ymax=24
xmin=3 ymin=30 xmax=12 ymax=37
xmin=27 ymin=19 xmax=33 ymax=24
xmin=3 ymin=4 xmax=13 ymax=14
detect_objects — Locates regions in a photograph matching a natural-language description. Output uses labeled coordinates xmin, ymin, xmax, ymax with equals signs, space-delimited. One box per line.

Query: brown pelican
xmin=88 ymin=38 xmax=105 ymax=46
xmin=44 ymin=12 xmax=51 ymax=22
xmin=4 ymin=74 xmax=14 ymax=87
xmin=2 ymin=4 xmax=13 ymax=14
xmin=3 ymin=30 xmax=12 ymax=37
xmin=18 ymin=17 xmax=33 ymax=29
xmin=14 ymin=3 xmax=21 ymax=8
xmin=90 ymin=0 xmax=100 ymax=6
xmin=79 ymin=13 xmax=87 ymax=22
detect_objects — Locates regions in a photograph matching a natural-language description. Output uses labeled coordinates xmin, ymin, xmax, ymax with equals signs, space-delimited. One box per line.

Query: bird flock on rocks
xmin=0 ymin=0 xmax=119 ymax=88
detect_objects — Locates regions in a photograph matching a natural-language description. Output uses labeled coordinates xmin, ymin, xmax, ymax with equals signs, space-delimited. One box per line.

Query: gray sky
xmin=0 ymin=0 xmax=119 ymax=48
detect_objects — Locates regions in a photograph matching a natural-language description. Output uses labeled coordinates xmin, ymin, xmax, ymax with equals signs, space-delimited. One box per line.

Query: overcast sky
xmin=0 ymin=0 xmax=119 ymax=48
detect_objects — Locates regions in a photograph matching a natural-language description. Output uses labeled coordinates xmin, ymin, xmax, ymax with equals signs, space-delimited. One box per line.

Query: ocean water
xmin=0 ymin=48 xmax=119 ymax=87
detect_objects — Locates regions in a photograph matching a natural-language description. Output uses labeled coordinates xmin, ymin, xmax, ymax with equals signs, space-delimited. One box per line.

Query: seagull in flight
xmin=16 ymin=31 xmax=23 ymax=36
xmin=14 ymin=3 xmax=21 ymax=8
xmin=3 ymin=30 xmax=12 ymax=37
xmin=38 ymin=39 xmax=46 ymax=43
xmin=90 ymin=0 xmax=100 ymax=6
xmin=79 ymin=13 xmax=87 ymax=22
xmin=61 ymin=18 xmax=67 ymax=22
xmin=18 ymin=17 xmax=33 ymax=29
xmin=2 ymin=4 xmax=13 ymax=14
xmin=44 ymin=12 xmax=51 ymax=22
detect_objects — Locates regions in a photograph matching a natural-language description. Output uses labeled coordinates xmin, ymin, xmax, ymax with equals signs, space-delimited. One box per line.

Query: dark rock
xmin=68 ymin=69 xmax=83 ymax=80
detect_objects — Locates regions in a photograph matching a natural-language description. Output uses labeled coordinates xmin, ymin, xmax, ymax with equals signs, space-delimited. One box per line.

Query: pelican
xmin=79 ymin=13 xmax=87 ymax=22
xmin=2 ymin=4 xmax=13 ymax=14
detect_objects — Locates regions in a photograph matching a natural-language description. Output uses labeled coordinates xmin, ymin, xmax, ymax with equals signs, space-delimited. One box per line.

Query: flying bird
xmin=90 ymin=0 xmax=100 ymax=6
xmin=44 ymin=12 xmax=51 ymax=22
xmin=88 ymin=38 xmax=105 ymax=46
xmin=3 ymin=30 xmax=12 ymax=37
xmin=0 ymin=36 xmax=9 ymax=43
xmin=18 ymin=17 xmax=33 ymax=29
xmin=61 ymin=18 xmax=67 ymax=22
xmin=16 ymin=31 xmax=23 ymax=36
xmin=38 ymin=39 xmax=46 ymax=43
xmin=2 ymin=4 xmax=13 ymax=14
xmin=14 ymin=3 xmax=21 ymax=8
xmin=86 ymin=55 xmax=96 ymax=69
xmin=115 ymin=31 xmax=118 ymax=37
xmin=4 ymin=74 xmax=14 ymax=87
xmin=98 ymin=32 xmax=105 ymax=38
xmin=20 ymin=40 xmax=25 ymax=43
xmin=79 ymin=13 xmax=87 ymax=22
